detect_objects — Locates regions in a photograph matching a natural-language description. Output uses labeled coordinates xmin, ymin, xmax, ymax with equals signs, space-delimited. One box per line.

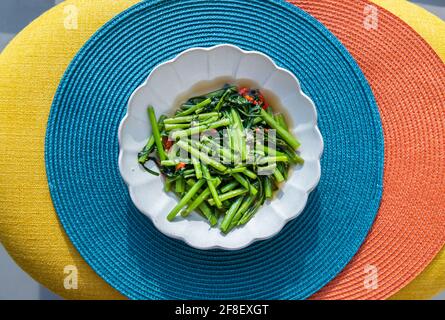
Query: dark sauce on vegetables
xmin=172 ymin=77 xmax=294 ymax=129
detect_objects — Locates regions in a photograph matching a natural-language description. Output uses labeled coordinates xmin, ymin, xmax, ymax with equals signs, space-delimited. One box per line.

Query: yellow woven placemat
xmin=0 ymin=0 xmax=443 ymax=299
xmin=0 ymin=0 xmax=137 ymax=300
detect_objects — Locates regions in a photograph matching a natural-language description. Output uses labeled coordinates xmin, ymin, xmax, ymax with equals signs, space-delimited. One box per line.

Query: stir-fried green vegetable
xmin=138 ymin=85 xmax=303 ymax=234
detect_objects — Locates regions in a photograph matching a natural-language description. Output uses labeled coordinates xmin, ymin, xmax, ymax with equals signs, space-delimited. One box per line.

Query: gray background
xmin=0 ymin=0 xmax=444 ymax=300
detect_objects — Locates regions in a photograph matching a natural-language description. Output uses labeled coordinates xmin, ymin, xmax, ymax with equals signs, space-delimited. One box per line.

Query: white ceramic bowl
xmin=118 ymin=44 xmax=323 ymax=250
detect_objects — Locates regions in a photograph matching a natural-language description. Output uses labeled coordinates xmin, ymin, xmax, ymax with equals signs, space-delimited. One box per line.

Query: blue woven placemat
xmin=45 ymin=0 xmax=384 ymax=299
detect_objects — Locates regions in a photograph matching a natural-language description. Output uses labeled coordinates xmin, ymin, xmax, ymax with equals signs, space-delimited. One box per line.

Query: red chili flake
xmin=256 ymin=92 xmax=268 ymax=109
xmin=238 ymin=87 xmax=249 ymax=95
xmin=245 ymin=95 xmax=255 ymax=103
xmin=239 ymin=87 xmax=270 ymax=109
xmin=176 ymin=162 xmax=186 ymax=171
xmin=162 ymin=136 xmax=173 ymax=151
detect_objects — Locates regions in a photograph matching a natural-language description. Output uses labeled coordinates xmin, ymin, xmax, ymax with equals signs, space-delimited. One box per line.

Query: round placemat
xmin=290 ymin=0 xmax=445 ymax=300
xmin=45 ymin=0 xmax=384 ymax=299
xmin=0 ymin=0 xmax=138 ymax=299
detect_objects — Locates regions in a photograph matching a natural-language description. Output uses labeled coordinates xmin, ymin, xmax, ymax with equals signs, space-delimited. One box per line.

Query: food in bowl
xmin=137 ymin=85 xmax=304 ymax=234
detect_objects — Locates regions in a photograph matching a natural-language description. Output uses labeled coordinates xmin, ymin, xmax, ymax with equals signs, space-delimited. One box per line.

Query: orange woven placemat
xmin=289 ymin=0 xmax=445 ymax=299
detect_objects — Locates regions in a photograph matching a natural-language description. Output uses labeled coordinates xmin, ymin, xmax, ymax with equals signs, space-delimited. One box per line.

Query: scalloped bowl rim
xmin=118 ymin=44 xmax=323 ymax=250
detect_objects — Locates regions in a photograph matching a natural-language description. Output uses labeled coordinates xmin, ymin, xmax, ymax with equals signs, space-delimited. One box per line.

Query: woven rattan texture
xmin=291 ymin=0 xmax=445 ymax=300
